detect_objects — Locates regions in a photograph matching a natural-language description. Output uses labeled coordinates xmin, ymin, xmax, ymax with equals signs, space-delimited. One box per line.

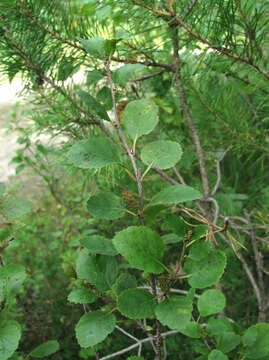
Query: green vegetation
xmin=0 ymin=0 xmax=268 ymax=359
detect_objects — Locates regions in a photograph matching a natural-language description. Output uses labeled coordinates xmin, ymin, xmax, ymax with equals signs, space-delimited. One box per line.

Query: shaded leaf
xmin=67 ymin=288 xmax=96 ymax=304
xmin=0 ymin=196 xmax=32 ymax=220
xmin=113 ymin=226 xmax=164 ymax=274
xmin=208 ymin=350 xmax=228 ymax=360
xmin=123 ymin=99 xmax=159 ymax=140
xmin=75 ymin=311 xmax=116 ymax=348
xmin=29 ymin=340 xmax=60 ymax=358
xmin=149 ymin=185 xmax=202 ymax=206
xmin=76 ymin=251 xmax=118 ymax=291
xmin=0 ymin=321 xmax=21 ymax=360
xmin=198 ymin=289 xmax=226 ymax=316
xmin=118 ymin=288 xmax=155 ymax=319
xmin=81 ymin=235 xmax=118 ymax=256
xmin=78 ymin=37 xmax=105 ymax=59
xmin=155 ymin=296 xmax=193 ymax=330
xmin=77 ymin=89 xmax=109 ymax=120
xmin=242 ymin=323 xmax=269 ymax=359
xmin=112 ymin=273 xmax=137 ymax=296
xmin=67 ymin=138 xmax=119 ymax=169
xmin=184 ymin=241 xmax=227 ymax=288
xmin=87 ymin=192 xmax=124 ymax=220
xmin=141 ymin=140 xmax=182 ymax=169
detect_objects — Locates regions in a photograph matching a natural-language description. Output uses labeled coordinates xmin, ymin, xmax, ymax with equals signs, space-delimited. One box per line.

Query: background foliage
xmin=0 ymin=0 xmax=268 ymax=359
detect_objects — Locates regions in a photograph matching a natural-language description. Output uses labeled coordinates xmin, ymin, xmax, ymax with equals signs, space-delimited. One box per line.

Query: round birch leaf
xmin=0 ymin=196 xmax=32 ymax=220
xmin=198 ymin=289 xmax=226 ymax=316
xmin=113 ymin=226 xmax=164 ymax=274
xmin=76 ymin=251 xmax=118 ymax=291
xmin=215 ymin=332 xmax=241 ymax=353
xmin=208 ymin=350 xmax=228 ymax=360
xmin=87 ymin=192 xmax=124 ymax=220
xmin=75 ymin=311 xmax=116 ymax=348
xmin=112 ymin=273 xmax=137 ymax=296
xmin=184 ymin=249 xmax=226 ymax=289
xmin=29 ymin=340 xmax=60 ymax=358
xmin=122 ymin=99 xmax=159 ymax=140
xmin=177 ymin=321 xmax=201 ymax=338
xmin=78 ymin=37 xmax=105 ymax=59
xmin=80 ymin=235 xmax=118 ymax=256
xmin=0 ymin=321 xmax=21 ymax=360
xmin=149 ymin=185 xmax=202 ymax=206
xmin=141 ymin=140 xmax=182 ymax=169
xmin=242 ymin=323 xmax=269 ymax=359
xmin=0 ymin=264 xmax=26 ymax=302
xmin=155 ymin=296 xmax=192 ymax=330
xmin=67 ymin=138 xmax=119 ymax=169
xmin=118 ymin=288 xmax=155 ymax=319
xmin=67 ymin=288 xmax=96 ymax=304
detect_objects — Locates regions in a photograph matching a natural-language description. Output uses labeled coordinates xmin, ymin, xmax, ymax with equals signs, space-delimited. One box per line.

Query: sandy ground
xmin=0 ymin=78 xmax=25 ymax=182
xmin=0 ymin=72 xmax=85 ymax=184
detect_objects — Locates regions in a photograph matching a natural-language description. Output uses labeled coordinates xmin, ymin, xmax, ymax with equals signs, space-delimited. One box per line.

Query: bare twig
xmin=207 ymin=197 xmax=220 ymax=224
xmin=171 ymin=27 xmax=210 ymax=198
xmin=130 ymin=70 xmax=165 ymax=82
xmin=211 ymin=148 xmax=230 ymax=196
xmin=172 ymin=167 xmax=186 ymax=185
xmin=99 ymin=330 xmax=179 ymax=360
xmin=185 ymin=0 xmax=199 ymax=17
xmin=244 ymin=210 xmax=266 ymax=322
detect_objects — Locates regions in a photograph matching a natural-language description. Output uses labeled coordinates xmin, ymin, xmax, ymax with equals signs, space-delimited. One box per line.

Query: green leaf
xmin=58 ymin=58 xmax=75 ymax=81
xmin=29 ymin=340 xmax=60 ymax=358
xmin=113 ymin=64 xmax=144 ymax=86
xmin=242 ymin=323 xmax=269 ymax=359
xmin=112 ymin=273 xmax=137 ymax=296
xmin=184 ymin=241 xmax=227 ymax=288
xmin=76 ymin=251 xmax=118 ymax=291
xmin=67 ymin=288 xmax=96 ymax=304
xmin=118 ymin=288 xmax=155 ymax=319
xmin=141 ymin=140 xmax=182 ymax=169
xmin=67 ymin=138 xmax=119 ymax=169
xmin=80 ymin=235 xmax=118 ymax=256
xmin=0 ymin=182 xmax=5 ymax=196
xmin=104 ymin=39 xmax=118 ymax=57
xmin=113 ymin=226 xmax=164 ymax=274
xmin=122 ymin=99 xmax=159 ymax=140
xmin=155 ymin=296 xmax=193 ymax=330
xmin=208 ymin=350 xmax=228 ymax=360
xmin=75 ymin=310 xmax=116 ymax=348
xmin=149 ymin=185 xmax=202 ymax=206
xmin=198 ymin=289 xmax=226 ymax=316
xmin=87 ymin=192 xmax=124 ymax=220
xmin=161 ymin=214 xmax=189 ymax=238
xmin=0 ymin=321 xmax=21 ymax=360
xmin=215 ymin=332 xmax=241 ymax=353
xmin=127 ymin=357 xmax=145 ymax=360
xmin=0 ymin=264 xmax=26 ymax=303
xmin=86 ymin=70 xmax=103 ymax=84
xmin=0 ymin=196 xmax=32 ymax=220
xmin=207 ymin=318 xmax=234 ymax=336
xmin=162 ymin=233 xmax=181 ymax=244
xmin=78 ymin=37 xmax=105 ymax=59
xmin=178 ymin=321 xmax=201 ymax=338
xmin=77 ymin=89 xmax=109 ymax=120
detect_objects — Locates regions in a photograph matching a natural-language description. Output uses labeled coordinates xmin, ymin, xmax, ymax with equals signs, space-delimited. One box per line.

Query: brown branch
xmin=244 ymin=210 xmax=266 ymax=322
xmin=171 ymin=27 xmax=210 ymax=198
xmin=99 ymin=330 xmax=179 ymax=360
